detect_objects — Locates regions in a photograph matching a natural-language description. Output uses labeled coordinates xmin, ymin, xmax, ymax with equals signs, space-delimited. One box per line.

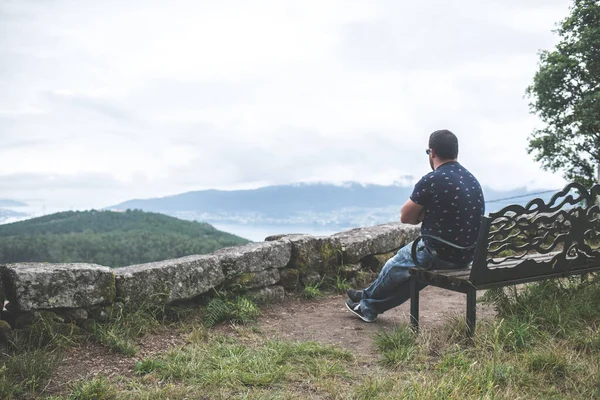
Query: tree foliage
xmin=526 ymin=0 xmax=600 ymax=187
xmin=0 ymin=210 xmax=249 ymax=267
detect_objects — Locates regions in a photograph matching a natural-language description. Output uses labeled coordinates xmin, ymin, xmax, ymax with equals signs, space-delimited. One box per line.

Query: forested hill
xmin=0 ymin=210 xmax=249 ymax=267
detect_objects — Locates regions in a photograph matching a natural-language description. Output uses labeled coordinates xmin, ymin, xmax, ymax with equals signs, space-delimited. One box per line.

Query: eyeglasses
xmin=425 ymin=149 xmax=431 ymax=155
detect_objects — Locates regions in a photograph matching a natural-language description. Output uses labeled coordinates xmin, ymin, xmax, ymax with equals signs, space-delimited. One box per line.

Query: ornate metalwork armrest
xmin=410 ymin=234 xmax=477 ymax=269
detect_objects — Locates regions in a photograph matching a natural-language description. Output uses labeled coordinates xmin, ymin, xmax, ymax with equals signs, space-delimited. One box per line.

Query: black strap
xmin=411 ymin=235 xmax=476 ymax=269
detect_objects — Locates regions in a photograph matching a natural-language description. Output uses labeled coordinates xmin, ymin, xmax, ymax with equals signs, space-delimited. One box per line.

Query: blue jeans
xmin=359 ymin=241 xmax=464 ymax=320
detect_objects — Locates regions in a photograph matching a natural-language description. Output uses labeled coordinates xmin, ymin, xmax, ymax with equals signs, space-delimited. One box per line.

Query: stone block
xmin=58 ymin=309 xmax=89 ymax=324
xmin=301 ymin=271 xmax=321 ymax=286
xmin=337 ymin=263 xmax=361 ymax=281
xmin=352 ymin=270 xmax=378 ymax=288
xmin=279 ymin=268 xmax=300 ymax=290
xmin=332 ymin=223 xmax=420 ymax=264
xmin=247 ymin=285 xmax=285 ymax=303
xmin=360 ymin=251 xmax=395 ymax=271
xmin=0 ymin=263 xmax=116 ymax=312
xmin=230 ymin=269 xmax=280 ymax=290
xmin=15 ymin=310 xmax=64 ymax=329
xmin=115 ymin=255 xmax=224 ymax=308
xmin=279 ymin=235 xmax=343 ymax=275
xmin=214 ymin=241 xmax=292 ymax=277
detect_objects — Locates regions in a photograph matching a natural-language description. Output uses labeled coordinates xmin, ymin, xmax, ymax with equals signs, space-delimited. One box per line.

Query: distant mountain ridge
xmin=110 ymin=182 xmax=544 ymax=213
xmin=107 ymin=182 xmax=556 ymax=229
xmin=109 ymin=182 xmax=415 ymax=216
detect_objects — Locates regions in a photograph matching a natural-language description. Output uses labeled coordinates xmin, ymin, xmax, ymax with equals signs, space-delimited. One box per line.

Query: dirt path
xmin=258 ymin=286 xmax=495 ymax=363
xmin=46 ymin=287 xmax=495 ymax=395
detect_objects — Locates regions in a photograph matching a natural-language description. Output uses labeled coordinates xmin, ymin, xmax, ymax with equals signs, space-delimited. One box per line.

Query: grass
xmin=0 ymin=348 xmax=62 ymax=399
xmin=5 ymin=273 xmax=600 ymax=399
xmin=86 ymin=302 xmax=163 ymax=356
xmin=203 ymin=295 xmax=262 ymax=327
xmin=362 ymin=274 xmax=600 ymax=399
xmin=374 ymin=325 xmax=418 ymax=367
xmin=134 ymin=336 xmax=352 ymax=389
xmin=66 ymin=377 xmax=118 ymax=400
xmin=0 ymin=310 xmax=78 ymax=400
xmin=302 ymin=282 xmax=323 ymax=299
xmin=63 ymin=336 xmax=354 ymax=399
xmin=332 ymin=275 xmax=351 ymax=294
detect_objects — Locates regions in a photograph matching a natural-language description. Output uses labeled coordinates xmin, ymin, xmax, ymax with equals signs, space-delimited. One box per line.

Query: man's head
xmin=427 ymin=129 xmax=458 ymax=170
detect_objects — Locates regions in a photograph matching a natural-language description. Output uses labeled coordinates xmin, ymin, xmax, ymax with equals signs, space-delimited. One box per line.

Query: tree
xmin=526 ymin=0 xmax=600 ymax=187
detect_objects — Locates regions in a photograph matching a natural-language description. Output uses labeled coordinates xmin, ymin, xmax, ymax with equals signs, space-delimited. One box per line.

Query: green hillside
xmin=0 ymin=209 xmax=250 ymax=267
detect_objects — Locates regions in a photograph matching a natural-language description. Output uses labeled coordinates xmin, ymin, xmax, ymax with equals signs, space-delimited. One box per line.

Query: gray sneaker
xmin=346 ymin=289 xmax=363 ymax=302
xmin=345 ymin=300 xmax=376 ymax=323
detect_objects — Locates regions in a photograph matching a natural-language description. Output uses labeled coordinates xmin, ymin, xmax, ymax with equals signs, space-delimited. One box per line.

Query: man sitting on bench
xmin=345 ymin=129 xmax=485 ymax=322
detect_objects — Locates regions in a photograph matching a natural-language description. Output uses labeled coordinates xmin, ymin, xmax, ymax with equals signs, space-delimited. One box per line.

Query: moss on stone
xmin=0 ymin=320 xmax=11 ymax=342
xmin=279 ymin=269 xmax=300 ymax=290
xmin=36 ymin=311 xmax=64 ymax=323
xmin=290 ymin=254 xmax=309 ymax=274
xmin=237 ymin=272 xmax=257 ymax=286
xmin=319 ymin=242 xmax=342 ymax=271
xmin=97 ymin=272 xmax=117 ymax=303
xmin=337 ymin=264 xmax=360 ymax=281
xmin=360 ymin=251 xmax=395 ymax=271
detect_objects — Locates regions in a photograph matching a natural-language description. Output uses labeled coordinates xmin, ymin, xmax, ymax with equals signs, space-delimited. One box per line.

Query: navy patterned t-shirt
xmin=410 ymin=161 xmax=485 ymax=263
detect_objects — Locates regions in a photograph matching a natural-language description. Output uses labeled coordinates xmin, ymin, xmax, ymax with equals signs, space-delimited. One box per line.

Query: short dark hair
xmin=429 ymin=129 xmax=458 ymax=160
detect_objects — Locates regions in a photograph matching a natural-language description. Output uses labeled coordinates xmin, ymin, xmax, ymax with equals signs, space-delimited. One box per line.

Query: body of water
xmin=210 ymin=223 xmax=351 ymax=242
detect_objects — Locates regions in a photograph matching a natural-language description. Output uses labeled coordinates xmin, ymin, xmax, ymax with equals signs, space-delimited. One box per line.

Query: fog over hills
xmin=107 ymin=182 xmax=557 ymax=230
xmin=0 ymin=199 xmax=28 ymax=208
xmin=0 ymin=182 xmax=560 ymax=240
xmin=0 ymin=208 xmax=28 ymax=222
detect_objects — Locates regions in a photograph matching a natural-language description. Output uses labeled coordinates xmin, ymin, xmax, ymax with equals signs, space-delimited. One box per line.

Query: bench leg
xmin=410 ymin=278 xmax=419 ymax=333
xmin=466 ymin=289 xmax=476 ymax=338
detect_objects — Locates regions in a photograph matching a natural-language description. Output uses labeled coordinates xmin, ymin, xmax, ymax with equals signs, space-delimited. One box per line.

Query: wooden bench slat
xmin=409 ymin=252 xmax=562 ymax=285
xmin=429 ymin=269 xmax=471 ymax=278
xmin=412 ymin=252 xmax=561 ymax=279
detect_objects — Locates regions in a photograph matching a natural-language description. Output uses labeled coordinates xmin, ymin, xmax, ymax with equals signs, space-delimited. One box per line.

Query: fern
xmin=232 ymin=297 xmax=261 ymax=324
xmin=203 ymin=296 xmax=261 ymax=327
xmin=204 ymin=298 xmax=232 ymax=327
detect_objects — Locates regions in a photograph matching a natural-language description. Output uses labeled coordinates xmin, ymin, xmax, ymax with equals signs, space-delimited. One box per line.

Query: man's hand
xmin=400 ymin=199 xmax=424 ymax=225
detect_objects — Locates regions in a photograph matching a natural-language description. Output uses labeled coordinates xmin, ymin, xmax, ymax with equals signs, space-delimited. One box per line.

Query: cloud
xmin=45 ymin=92 xmax=133 ymax=123
xmin=0 ymin=0 xmax=572 ymax=208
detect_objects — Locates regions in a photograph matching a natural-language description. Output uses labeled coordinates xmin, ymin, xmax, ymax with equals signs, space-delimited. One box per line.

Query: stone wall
xmin=0 ymin=222 xmax=419 ymax=329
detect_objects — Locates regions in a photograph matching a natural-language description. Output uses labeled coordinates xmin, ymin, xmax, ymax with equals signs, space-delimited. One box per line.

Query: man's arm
xmin=400 ymin=199 xmax=424 ymax=225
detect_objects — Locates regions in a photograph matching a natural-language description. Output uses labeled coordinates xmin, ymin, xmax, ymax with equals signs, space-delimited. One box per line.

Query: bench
xmin=408 ymin=182 xmax=600 ymax=337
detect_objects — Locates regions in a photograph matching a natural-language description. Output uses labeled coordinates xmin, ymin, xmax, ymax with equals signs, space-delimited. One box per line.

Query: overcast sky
xmin=1 ymin=0 xmax=572 ymax=210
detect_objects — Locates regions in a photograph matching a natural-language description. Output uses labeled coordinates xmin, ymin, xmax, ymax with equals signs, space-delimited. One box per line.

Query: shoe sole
xmin=345 ymin=301 xmax=375 ymax=323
